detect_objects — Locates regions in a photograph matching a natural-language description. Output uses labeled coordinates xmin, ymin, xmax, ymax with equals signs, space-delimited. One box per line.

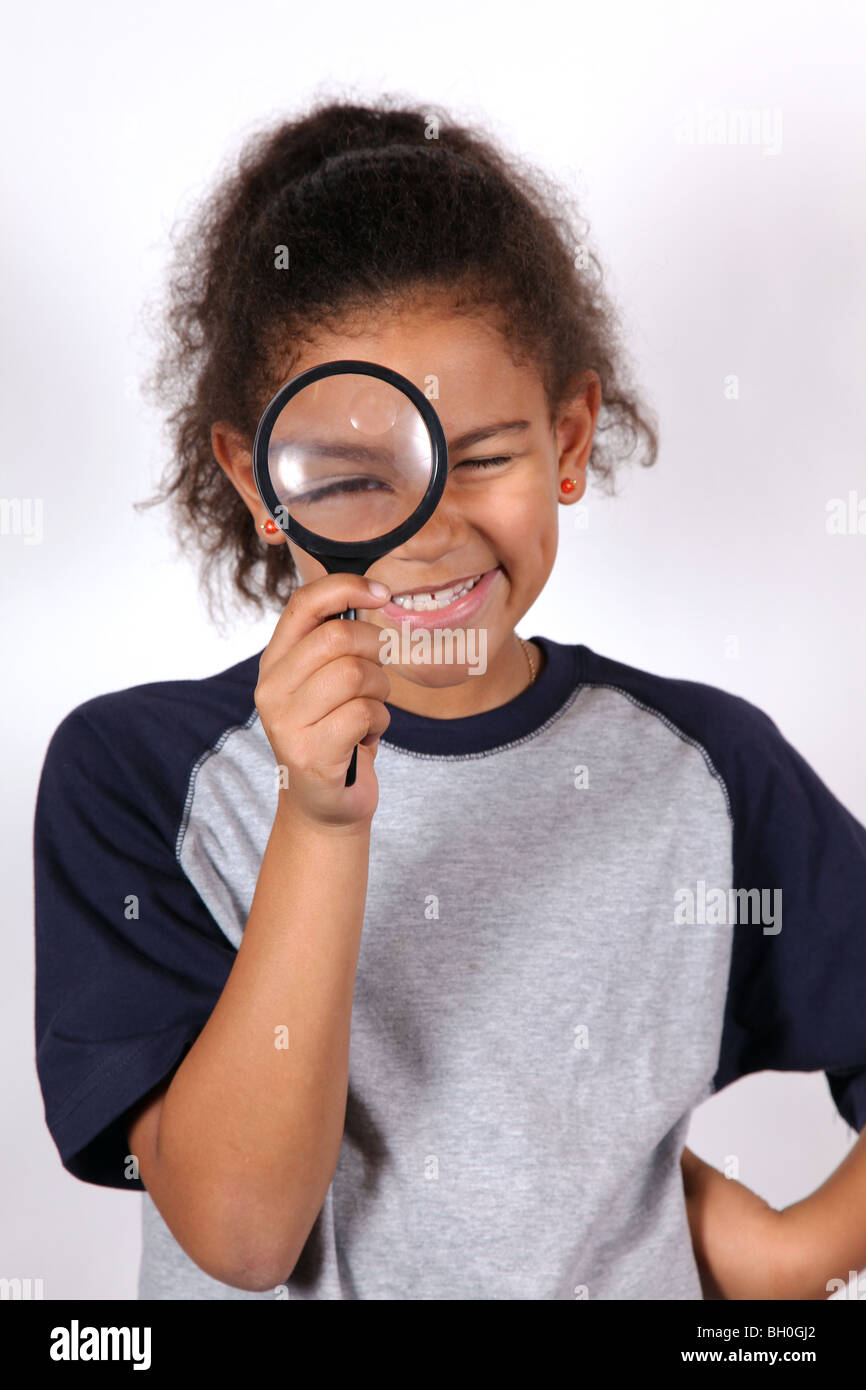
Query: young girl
xmin=34 ymin=96 xmax=866 ymax=1301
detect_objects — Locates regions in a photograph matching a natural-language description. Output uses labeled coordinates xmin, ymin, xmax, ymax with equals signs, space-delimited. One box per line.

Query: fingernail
xmin=368 ymin=581 xmax=390 ymax=598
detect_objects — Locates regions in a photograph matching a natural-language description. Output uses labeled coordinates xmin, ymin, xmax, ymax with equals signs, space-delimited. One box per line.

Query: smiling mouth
xmin=389 ymin=572 xmax=485 ymax=611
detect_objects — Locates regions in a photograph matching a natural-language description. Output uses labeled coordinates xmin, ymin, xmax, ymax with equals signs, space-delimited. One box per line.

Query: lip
xmin=380 ymin=566 xmax=502 ymax=629
xmin=390 ymin=570 xmax=484 ymax=598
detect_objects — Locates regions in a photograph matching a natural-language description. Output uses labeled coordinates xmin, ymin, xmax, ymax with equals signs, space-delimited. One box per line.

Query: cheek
xmin=489 ymin=476 xmax=557 ymax=555
xmin=288 ymin=543 xmax=326 ymax=583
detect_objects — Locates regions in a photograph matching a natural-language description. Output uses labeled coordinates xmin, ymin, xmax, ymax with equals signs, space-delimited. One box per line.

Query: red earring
xmin=260 ymin=518 xmax=279 ymax=535
xmin=560 ymin=478 xmax=576 ymax=493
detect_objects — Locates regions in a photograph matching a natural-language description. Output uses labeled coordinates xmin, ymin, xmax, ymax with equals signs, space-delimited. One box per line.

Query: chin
xmin=386 ymin=660 xmax=478 ymax=690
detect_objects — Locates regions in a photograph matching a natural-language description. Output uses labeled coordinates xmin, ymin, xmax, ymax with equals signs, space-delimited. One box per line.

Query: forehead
xmin=279 ymin=300 xmax=546 ymax=433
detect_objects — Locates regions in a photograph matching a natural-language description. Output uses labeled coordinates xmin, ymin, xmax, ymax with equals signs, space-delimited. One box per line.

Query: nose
xmin=386 ymin=486 xmax=469 ymax=567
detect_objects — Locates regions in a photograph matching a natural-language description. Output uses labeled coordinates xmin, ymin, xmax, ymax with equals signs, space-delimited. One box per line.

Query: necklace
xmin=518 ymin=636 xmax=538 ymax=687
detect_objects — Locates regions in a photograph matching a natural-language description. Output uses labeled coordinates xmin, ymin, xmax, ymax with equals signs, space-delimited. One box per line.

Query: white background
xmin=2 ymin=0 xmax=865 ymax=1299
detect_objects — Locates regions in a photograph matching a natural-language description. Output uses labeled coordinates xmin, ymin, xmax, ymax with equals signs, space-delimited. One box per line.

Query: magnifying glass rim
xmin=252 ymin=359 xmax=448 ymax=560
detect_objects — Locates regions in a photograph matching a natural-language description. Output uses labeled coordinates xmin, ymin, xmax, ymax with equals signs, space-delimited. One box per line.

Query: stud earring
xmin=260 ymin=518 xmax=279 ymax=535
xmin=560 ymin=478 xmax=577 ymax=494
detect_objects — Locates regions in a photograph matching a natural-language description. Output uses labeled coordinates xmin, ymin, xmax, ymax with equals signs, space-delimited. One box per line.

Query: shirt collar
xmin=380 ymin=634 xmax=581 ymax=756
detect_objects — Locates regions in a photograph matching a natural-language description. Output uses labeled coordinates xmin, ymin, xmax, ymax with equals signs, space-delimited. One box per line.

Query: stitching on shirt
xmin=577 ymin=681 xmax=734 ymax=825
xmin=50 ymin=1035 xmax=165 ymax=1129
xmin=380 ymin=681 xmax=734 ymax=827
xmin=379 ymin=684 xmax=584 ymax=762
xmin=175 ymin=704 xmax=259 ymax=861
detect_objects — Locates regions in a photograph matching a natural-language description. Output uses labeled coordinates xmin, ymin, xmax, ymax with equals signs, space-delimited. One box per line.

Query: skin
xmin=209 ymin=295 xmax=866 ymax=1298
xmin=682 ymin=1135 xmax=866 ymax=1300
xmin=212 ymin=298 xmax=600 ymax=720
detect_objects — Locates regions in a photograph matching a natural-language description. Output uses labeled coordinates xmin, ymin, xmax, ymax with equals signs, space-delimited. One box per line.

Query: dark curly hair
xmin=137 ymin=90 xmax=658 ymax=623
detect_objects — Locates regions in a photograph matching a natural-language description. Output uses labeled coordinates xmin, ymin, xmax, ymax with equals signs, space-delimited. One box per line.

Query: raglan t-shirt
xmin=33 ymin=635 xmax=866 ymax=1300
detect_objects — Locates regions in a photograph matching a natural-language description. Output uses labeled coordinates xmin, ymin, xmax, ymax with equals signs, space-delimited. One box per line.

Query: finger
xmin=258 ymin=573 xmax=391 ymax=679
xmin=258 ymin=612 xmax=391 ymax=709
xmin=282 ymin=652 xmax=392 ymax=735
xmin=304 ymin=696 xmax=392 ymax=772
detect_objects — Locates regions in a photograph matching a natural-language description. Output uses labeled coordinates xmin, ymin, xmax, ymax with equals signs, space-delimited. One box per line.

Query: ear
xmin=555 ymin=370 xmax=601 ymax=503
xmin=211 ymin=423 xmax=260 ymax=515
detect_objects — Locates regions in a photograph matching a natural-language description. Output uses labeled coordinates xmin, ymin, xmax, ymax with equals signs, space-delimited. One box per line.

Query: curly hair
xmin=137 ymin=91 xmax=658 ymax=623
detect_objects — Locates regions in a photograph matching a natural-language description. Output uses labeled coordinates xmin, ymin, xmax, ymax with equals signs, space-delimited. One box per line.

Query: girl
xmin=34 ymin=95 xmax=866 ymax=1301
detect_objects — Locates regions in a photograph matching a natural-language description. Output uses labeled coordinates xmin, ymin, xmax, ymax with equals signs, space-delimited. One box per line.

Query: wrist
xmin=273 ymin=793 xmax=373 ymax=841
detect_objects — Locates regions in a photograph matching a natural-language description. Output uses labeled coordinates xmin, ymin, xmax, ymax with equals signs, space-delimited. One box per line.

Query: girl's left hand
xmin=680 ymin=1146 xmax=791 ymax=1299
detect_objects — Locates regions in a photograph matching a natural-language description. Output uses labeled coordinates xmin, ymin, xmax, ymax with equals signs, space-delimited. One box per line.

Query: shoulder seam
xmin=175 ymin=704 xmax=260 ymax=861
xmin=578 ymin=679 xmax=734 ymax=824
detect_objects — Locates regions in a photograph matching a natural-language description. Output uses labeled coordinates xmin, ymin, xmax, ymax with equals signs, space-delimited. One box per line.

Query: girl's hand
xmin=680 ymin=1146 xmax=789 ymax=1299
xmin=255 ymin=573 xmax=393 ymax=831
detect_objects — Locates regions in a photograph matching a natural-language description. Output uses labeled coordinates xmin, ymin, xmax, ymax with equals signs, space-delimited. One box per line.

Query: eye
xmin=455 ymin=455 xmax=513 ymax=470
xmin=293 ymin=474 xmax=393 ymax=505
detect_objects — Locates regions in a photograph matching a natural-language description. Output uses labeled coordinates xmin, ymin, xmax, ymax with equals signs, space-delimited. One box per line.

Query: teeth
xmin=392 ymin=574 xmax=482 ymax=611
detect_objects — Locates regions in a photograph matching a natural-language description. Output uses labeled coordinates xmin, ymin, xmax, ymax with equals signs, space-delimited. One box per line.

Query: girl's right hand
xmin=255 ymin=573 xmax=394 ymax=831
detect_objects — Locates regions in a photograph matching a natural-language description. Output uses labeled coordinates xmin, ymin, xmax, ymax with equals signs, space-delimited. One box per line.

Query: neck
xmin=382 ymin=632 xmax=539 ymax=719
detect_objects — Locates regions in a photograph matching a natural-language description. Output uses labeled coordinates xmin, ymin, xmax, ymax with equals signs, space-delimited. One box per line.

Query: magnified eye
xmin=293 ymin=474 xmax=396 ymax=505
xmin=258 ymin=367 xmax=441 ymax=551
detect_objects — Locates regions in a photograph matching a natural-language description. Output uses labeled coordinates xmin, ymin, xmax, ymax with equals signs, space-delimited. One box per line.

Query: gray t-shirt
xmin=34 ymin=635 xmax=866 ymax=1298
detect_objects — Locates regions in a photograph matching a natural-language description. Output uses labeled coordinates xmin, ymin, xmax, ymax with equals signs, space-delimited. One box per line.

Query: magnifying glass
xmin=252 ymin=360 xmax=448 ymax=788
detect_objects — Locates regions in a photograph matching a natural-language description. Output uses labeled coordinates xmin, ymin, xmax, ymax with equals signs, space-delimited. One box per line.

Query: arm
xmin=682 ymin=1130 xmax=866 ymax=1300
xmin=127 ymin=572 xmax=393 ymax=1293
xmin=129 ymin=803 xmax=372 ymax=1292
xmin=778 ymin=1124 xmax=866 ymax=1298
xmin=676 ymin=693 xmax=866 ymax=1300
xmin=681 ymin=1146 xmax=786 ymax=1299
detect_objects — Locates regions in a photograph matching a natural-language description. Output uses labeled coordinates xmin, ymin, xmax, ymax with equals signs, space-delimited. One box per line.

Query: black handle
xmin=339 ymin=607 xmax=359 ymax=786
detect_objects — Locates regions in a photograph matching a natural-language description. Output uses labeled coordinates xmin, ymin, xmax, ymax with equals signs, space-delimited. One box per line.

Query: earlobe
xmin=555 ymin=375 xmax=599 ymax=492
xmin=558 ymin=471 xmax=588 ymax=503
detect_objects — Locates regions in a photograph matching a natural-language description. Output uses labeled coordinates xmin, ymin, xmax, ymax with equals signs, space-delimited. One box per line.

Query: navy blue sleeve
xmin=34 ymin=699 xmax=239 ymax=1190
xmin=709 ymin=700 xmax=866 ymax=1132
xmin=579 ymin=645 xmax=866 ymax=1133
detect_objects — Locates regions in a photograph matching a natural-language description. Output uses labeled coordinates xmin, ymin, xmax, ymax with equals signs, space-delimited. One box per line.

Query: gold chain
xmin=518 ymin=636 xmax=537 ymax=686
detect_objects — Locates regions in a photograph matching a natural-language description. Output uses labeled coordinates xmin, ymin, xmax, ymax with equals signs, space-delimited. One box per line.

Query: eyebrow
xmin=448 ymin=419 xmax=531 ymax=451
xmin=275 ymin=437 xmax=396 ymax=466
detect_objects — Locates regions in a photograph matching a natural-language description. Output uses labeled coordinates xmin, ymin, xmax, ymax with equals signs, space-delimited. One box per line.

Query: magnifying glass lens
xmin=265 ymin=373 xmax=434 ymax=543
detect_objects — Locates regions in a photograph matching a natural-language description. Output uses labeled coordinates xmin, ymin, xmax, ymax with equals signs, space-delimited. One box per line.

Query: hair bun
xmin=304 ymin=103 xmax=434 ymax=165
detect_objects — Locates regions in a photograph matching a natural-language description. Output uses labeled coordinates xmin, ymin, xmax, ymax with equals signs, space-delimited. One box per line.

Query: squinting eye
xmin=456 ymin=455 xmax=512 ymax=470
